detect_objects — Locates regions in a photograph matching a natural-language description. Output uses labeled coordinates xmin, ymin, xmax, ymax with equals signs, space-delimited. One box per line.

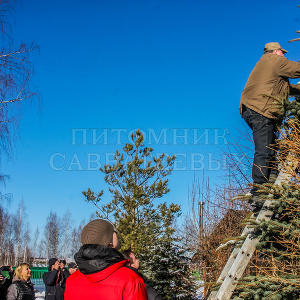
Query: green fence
xmin=30 ymin=267 xmax=48 ymax=279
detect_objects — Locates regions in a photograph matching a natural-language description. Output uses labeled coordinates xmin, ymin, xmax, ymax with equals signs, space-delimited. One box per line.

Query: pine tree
xmin=83 ymin=129 xmax=197 ymax=298
xmin=83 ymin=129 xmax=179 ymax=252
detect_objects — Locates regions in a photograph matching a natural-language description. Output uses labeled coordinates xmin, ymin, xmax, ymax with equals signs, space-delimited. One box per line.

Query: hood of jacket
xmin=74 ymin=244 xmax=127 ymax=280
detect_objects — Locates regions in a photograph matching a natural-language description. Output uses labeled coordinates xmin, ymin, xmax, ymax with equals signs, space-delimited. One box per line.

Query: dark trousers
xmin=242 ymin=106 xmax=279 ymax=189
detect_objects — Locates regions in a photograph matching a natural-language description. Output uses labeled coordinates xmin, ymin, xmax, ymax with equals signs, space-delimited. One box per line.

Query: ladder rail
xmin=208 ymin=225 xmax=251 ymax=300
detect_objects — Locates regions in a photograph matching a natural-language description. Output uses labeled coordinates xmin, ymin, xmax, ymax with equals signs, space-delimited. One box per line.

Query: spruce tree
xmin=147 ymin=238 xmax=197 ymax=299
xmin=145 ymin=200 xmax=197 ymax=299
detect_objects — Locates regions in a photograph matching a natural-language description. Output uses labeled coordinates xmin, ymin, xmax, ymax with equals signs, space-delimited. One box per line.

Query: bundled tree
xmin=231 ymin=119 xmax=300 ymax=300
xmin=83 ymin=129 xmax=197 ymax=299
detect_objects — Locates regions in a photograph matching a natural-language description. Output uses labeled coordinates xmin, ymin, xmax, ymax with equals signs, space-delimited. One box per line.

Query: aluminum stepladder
xmin=208 ymin=153 xmax=298 ymax=300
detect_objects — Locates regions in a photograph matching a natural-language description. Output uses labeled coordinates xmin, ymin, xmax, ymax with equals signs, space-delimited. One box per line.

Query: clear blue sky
xmin=1 ymin=0 xmax=300 ymax=231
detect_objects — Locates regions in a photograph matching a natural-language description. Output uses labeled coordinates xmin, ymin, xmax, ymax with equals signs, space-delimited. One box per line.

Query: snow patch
xmin=35 ymin=291 xmax=45 ymax=299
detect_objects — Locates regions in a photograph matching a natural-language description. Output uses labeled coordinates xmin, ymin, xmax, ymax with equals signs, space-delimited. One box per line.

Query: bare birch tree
xmin=60 ymin=211 xmax=72 ymax=258
xmin=44 ymin=212 xmax=61 ymax=258
xmin=70 ymin=221 xmax=84 ymax=258
xmin=22 ymin=222 xmax=31 ymax=262
xmin=31 ymin=226 xmax=40 ymax=258
xmin=13 ymin=201 xmax=25 ymax=265
xmin=0 ymin=203 xmax=11 ymax=264
xmin=0 ymin=0 xmax=37 ymax=182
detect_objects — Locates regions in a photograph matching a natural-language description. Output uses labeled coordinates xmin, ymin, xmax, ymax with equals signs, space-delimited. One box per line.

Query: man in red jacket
xmin=64 ymin=219 xmax=147 ymax=300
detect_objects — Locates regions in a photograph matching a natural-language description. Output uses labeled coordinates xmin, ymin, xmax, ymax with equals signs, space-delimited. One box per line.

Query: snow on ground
xmin=35 ymin=291 xmax=45 ymax=299
xmin=33 ymin=280 xmax=204 ymax=299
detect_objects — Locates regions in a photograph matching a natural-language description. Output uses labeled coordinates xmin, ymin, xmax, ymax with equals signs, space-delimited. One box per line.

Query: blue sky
xmin=1 ymin=0 xmax=300 ymax=232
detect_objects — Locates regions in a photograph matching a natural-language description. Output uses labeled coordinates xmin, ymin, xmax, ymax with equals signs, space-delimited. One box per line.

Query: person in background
xmin=59 ymin=262 xmax=77 ymax=282
xmin=6 ymin=263 xmax=35 ymax=300
xmin=43 ymin=258 xmax=64 ymax=300
xmin=58 ymin=260 xmax=68 ymax=292
xmin=123 ymin=249 xmax=162 ymax=300
xmin=0 ymin=266 xmax=14 ymax=300
xmin=66 ymin=263 xmax=77 ymax=277
xmin=61 ymin=262 xmax=77 ymax=284
xmin=59 ymin=260 xmax=66 ymax=273
xmin=64 ymin=219 xmax=147 ymax=300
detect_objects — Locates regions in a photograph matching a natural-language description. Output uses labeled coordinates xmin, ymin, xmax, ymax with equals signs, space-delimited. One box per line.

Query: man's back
xmin=64 ymin=245 xmax=147 ymax=300
xmin=65 ymin=261 xmax=146 ymax=300
xmin=240 ymin=53 xmax=300 ymax=119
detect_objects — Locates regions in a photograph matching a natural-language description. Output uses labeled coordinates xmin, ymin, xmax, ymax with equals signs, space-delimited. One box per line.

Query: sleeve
xmin=124 ymin=277 xmax=148 ymax=300
xmin=43 ymin=270 xmax=58 ymax=286
xmin=63 ymin=269 xmax=70 ymax=279
xmin=146 ymin=286 xmax=162 ymax=300
xmin=278 ymin=58 xmax=300 ymax=78
xmin=143 ymin=277 xmax=162 ymax=300
xmin=289 ymin=84 xmax=300 ymax=96
xmin=6 ymin=283 xmax=17 ymax=300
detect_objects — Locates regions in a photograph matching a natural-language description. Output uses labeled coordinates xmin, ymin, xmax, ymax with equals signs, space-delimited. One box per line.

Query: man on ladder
xmin=208 ymin=42 xmax=300 ymax=300
xmin=240 ymin=42 xmax=300 ymax=209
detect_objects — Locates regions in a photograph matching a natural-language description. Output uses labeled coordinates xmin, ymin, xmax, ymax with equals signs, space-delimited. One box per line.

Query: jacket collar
xmin=75 ymin=244 xmax=126 ymax=275
xmin=85 ymin=260 xmax=128 ymax=283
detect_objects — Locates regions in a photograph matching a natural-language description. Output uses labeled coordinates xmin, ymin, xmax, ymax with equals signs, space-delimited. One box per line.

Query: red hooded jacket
xmin=64 ymin=245 xmax=147 ymax=300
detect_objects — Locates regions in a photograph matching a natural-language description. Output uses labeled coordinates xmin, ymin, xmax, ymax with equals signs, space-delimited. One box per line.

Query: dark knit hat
xmin=81 ymin=219 xmax=114 ymax=246
xmin=48 ymin=258 xmax=58 ymax=270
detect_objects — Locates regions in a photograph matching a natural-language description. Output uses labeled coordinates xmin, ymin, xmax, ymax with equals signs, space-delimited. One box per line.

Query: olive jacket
xmin=240 ymin=53 xmax=300 ymax=120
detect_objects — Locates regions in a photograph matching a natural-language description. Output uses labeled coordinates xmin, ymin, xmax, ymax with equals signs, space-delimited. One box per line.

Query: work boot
xmin=248 ymin=189 xmax=267 ymax=213
xmin=250 ymin=194 xmax=264 ymax=212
